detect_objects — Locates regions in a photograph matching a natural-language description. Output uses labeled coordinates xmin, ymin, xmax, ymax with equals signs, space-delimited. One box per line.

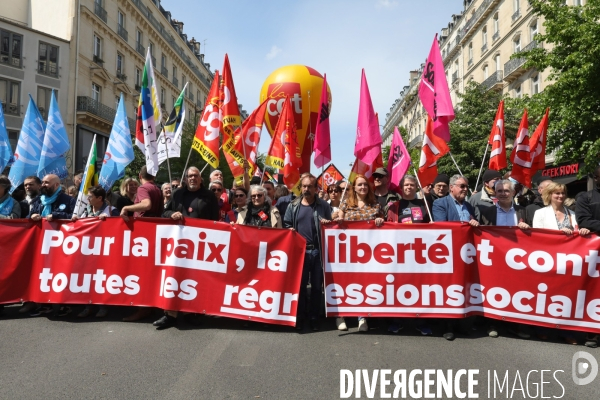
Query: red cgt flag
xmin=488 ymin=100 xmax=506 ymax=171
xmin=509 ymin=109 xmax=532 ymax=187
xmin=418 ymin=116 xmax=450 ymax=187
xmin=220 ymin=54 xmax=241 ymax=141
xmin=529 ymin=108 xmax=549 ymax=175
xmin=266 ymin=97 xmax=302 ymax=189
xmin=317 ymin=163 xmax=345 ymax=190
xmin=191 ymin=70 xmax=221 ymax=168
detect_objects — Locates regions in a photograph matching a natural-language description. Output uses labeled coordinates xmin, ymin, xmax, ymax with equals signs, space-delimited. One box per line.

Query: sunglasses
xmin=327 ymin=188 xmax=342 ymax=193
xmin=251 ymin=194 xmax=264 ymax=199
xmin=235 ymin=194 xmax=246 ymax=198
xmin=455 ymin=184 xmax=469 ymax=189
xmin=373 ymin=174 xmax=385 ymax=179
xmin=211 ymin=188 xmax=223 ymax=192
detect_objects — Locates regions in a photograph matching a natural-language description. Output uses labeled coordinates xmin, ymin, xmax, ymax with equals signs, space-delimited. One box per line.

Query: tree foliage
xmin=520 ymin=0 xmax=600 ymax=173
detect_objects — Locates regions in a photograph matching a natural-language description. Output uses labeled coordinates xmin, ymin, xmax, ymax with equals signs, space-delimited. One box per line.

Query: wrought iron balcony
xmin=172 ymin=76 xmax=179 ymax=88
xmin=116 ymin=72 xmax=127 ymax=82
xmin=504 ymin=40 xmax=538 ymax=82
xmin=93 ymin=55 xmax=104 ymax=67
xmin=1 ymin=101 xmax=19 ymax=116
xmin=481 ymin=43 xmax=488 ymax=54
xmin=189 ymin=92 xmax=194 ymax=102
xmin=492 ymin=31 xmax=500 ymax=42
xmin=408 ymin=134 xmax=423 ymax=150
xmin=161 ymin=66 xmax=168 ymax=78
xmin=481 ymin=70 xmax=504 ymax=91
xmin=136 ymin=42 xmax=144 ymax=56
xmin=77 ymin=96 xmax=135 ymax=132
xmin=94 ymin=3 xmax=107 ymax=23
xmin=512 ymin=9 xmax=521 ymax=23
xmin=117 ymin=25 xmax=128 ymax=42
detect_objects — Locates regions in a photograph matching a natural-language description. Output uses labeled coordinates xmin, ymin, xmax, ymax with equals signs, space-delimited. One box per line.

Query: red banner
xmin=323 ymin=222 xmax=600 ymax=334
xmin=0 ymin=219 xmax=306 ymax=326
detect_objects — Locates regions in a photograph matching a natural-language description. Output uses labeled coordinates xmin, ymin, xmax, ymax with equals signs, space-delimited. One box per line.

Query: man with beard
xmin=372 ymin=167 xmax=399 ymax=219
xmin=24 ymin=176 xmax=42 ymax=204
xmin=284 ymin=174 xmax=332 ymax=331
xmin=27 ymin=174 xmax=76 ymax=317
xmin=153 ymin=166 xmax=219 ymax=329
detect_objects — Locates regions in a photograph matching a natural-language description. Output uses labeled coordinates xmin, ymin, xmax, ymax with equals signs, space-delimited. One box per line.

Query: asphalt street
xmin=0 ymin=304 xmax=598 ymax=399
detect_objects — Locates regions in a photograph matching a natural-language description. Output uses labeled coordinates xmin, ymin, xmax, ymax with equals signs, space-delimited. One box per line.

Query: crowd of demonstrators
xmin=284 ymin=173 xmax=332 ymax=331
xmin=336 ymin=175 xmax=384 ymax=332
xmin=235 ymin=185 xmax=281 ymax=227
xmin=3 ymin=162 xmax=600 ymax=348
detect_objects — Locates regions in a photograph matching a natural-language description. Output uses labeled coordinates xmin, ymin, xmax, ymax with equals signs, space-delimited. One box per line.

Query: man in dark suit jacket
xmin=478 ymin=180 xmax=531 ymax=229
xmin=432 ymin=175 xmax=479 ymax=227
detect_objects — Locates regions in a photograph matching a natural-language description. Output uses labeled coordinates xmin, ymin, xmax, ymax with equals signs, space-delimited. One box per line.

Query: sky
xmin=162 ymin=0 xmax=464 ymax=177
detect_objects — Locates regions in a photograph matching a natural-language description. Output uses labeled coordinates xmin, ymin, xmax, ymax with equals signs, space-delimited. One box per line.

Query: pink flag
xmin=419 ymin=34 xmax=455 ymax=142
xmin=386 ymin=127 xmax=411 ymax=194
xmin=313 ymin=73 xmax=331 ymax=168
xmin=354 ymin=69 xmax=382 ymax=165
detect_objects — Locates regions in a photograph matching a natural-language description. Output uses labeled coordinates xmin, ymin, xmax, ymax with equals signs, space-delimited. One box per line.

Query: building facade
xmin=1 ymin=0 xmax=216 ymax=175
xmin=382 ymin=0 xmax=552 ymax=155
xmin=0 ymin=9 xmax=71 ymax=159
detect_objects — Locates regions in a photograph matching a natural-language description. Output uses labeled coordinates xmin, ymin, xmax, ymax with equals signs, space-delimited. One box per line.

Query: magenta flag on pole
xmin=313 ymin=73 xmax=331 ymax=168
xmin=386 ymin=127 xmax=411 ymax=194
xmin=418 ymin=34 xmax=455 ymax=142
xmin=354 ymin=69 xmax=382 ymax=165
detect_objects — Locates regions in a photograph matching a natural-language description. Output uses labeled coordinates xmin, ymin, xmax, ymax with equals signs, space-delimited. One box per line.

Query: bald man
xmin=28 ymin=174 xmax=76 ymax=221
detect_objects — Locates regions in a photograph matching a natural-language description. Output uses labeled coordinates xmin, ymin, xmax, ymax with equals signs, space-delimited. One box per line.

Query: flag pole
xmin=412 ymin=166 xmax=434 ymax=223
xmin=448 ymin=151 xmax=473 ymax=194
xmin=473 ymin=143 xmax=489 ymax=193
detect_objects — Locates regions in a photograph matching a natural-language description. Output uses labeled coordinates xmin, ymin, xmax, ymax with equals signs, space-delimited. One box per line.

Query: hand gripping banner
xmin=0 ymin=219 xmax=305 ymax=326
xmin=323 ymin=221 xmax=600 ymax=334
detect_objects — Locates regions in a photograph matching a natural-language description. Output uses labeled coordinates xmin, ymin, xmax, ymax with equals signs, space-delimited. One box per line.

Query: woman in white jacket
xmin=532 ymin=182 xmax=590 ymax=235
xmin=532 ymin=182 xmax=590 ymax=345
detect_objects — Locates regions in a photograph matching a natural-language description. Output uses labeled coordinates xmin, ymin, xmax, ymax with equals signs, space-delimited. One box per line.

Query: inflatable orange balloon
xmin=260 ymin=65 xmax=332 ymax=173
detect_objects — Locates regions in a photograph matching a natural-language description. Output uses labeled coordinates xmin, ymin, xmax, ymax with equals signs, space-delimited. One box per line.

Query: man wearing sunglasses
xmin=372 ymin=167 xmax=399 ymax=219
xmin=156 ymin=166 xmax=219 ymax=329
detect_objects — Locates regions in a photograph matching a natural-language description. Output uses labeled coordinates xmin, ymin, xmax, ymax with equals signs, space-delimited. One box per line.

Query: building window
xmin=514 ymin=0 xmax=520 ymax=12
xmin=493 ymin=13 xmax=499 ymax=34
xmin=482 ymin=26 xmax=488 ymax=46
xmin=530 ymin=20 xmax=538 ymax=41
xmin=172 ymin=96 xmax=176 ymax=109
xmin=38 ymin=42 xmax=59 ymax=77
xmin=495 ymin=54 xmax=501 ymax=71
xmin=468 ymin=43 xmax=473 ymax=63
xmin=149 ymin=41 xmax=154 ymax=56
xmin=0 ymin=29 xmax=23 ymax=68
xmin=92 ymin=83 xmax=101 ymax=102
xmin=135 ymin=30 xmax=143 ymax=54
xmin=182 ymin=75 xmax=187 ymax=92
xmin=37 ymin=87 xmax=55 ymax=120
xmin=515 ymin=84 xmax=522 ymax=98
xmin=483 ymin=64 xmax=489 ymax=79
xmin=8 ymin=130 xmax=18 ymax=152
xmin=172 ymin=66 xmax=177 ymax=78
xmin=0 ymin=78 xmax=21 ymax=115
xmin=118 ymin=10 xmax=125 ymax=28
xmin=93 ymin=34 xmax=102 ymax=61
xmin=160 ymin=87 xmax=165 ymax=107
xmin=161 ymin=54 xmax=166 ymax=69
xmin=116 ymin=53 xmax=124 ymax=75
xmin=135 ymin=68 xmax=141 ymax=87
xmin=514 ymin=36 xmax=521 ymax=52
xmin=532 ymin=74 xmax=540 ymax=94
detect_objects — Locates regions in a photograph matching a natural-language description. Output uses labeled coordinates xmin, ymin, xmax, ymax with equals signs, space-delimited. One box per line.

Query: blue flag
xmin=0 ymin=102 xmax=14 ymax=173
xmin=38 ymin=90 xmax=70 ymax=179
xmin=8 ymin=96 xmax=46 ymax=192
xmin=98 ymin=94 xmax=134 ymax=191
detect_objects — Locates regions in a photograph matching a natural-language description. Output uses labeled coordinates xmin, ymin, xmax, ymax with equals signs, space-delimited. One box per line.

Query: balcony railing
xmin=408 ymin=134 xmax=423 ymax=150
xmin=93 ymin=54 xmax=104 ymax=67
xmin=452 ymin=71 xmax=459 ymax=83
xmin=172 ymin=76 xmax=179 ymax=88
xmin=135 ymin=84 xmax=141 ymax=92
xmin=481 ymin=43 xmax=488 ymax=54
xmin=136 ymin=42 xmax=144 ymax=56
xmin=481 ymin=70 xmax=504 ymax=91
xmin=94 ymin=3 xmax=107 ymax=23
xmin=117 ymin=25 xmax=128 ymax=42
xmin=116 ymin=72 xmax=127 ymax=82
xmin=492 ymin=31 xmax=500 ymax=42
xmin=77 ymin=96 xmax=135 ymax=133
xmin=512 ymin=9 xmax=521 ymax=23
xmin=1 ymin=101 xmax=19 ymax=116
xmin=161 ymin=66 xmax=168 ymax=78
xmin=459 ymin=0 xmax=495 ymax=39
xmin=504 ymin=40 xmax=538 ymax=81
xmin=189 ymin=92 xmax=194 ymax=102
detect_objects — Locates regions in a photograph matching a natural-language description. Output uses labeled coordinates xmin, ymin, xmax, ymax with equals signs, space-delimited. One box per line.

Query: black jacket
xmin=28 ymin=192 xmax=76 ymax=219
xmin=576 ymin=188 xmax=600 ymax=233
xmin=525 ymin=194 xmax=544 ymax=226
xmin=283 ymin=196 xmax=332 ymax=252
xmin=478 ymin=203 xmax=528 ymax=226
xmin=163 ymin=185 xmax=219 ymax=221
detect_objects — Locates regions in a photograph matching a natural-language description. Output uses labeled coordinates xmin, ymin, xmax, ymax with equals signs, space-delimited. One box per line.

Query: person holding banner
xmin=225 ymin=187 xmax=248 ymax=223
xmin=28 ymin=174 xmax=76 ymax=222
xmin=71 ymin=185 xmax=118 ymax=318
xmin=236 ymin=185 xmax=281 ymax=228
xmin=284 ymin=174 xmax=332 ymax=332
xmin=0 ymin=175 xmax=21 ymax=219
xmin=116 ymin=177 xmax=139 ymax=216
xmin=155 ymin=166 xmax=219 ymax=329
xmin=161 ymin=183 xmax=172 ymax=205
xmin=469 ymin=169 xmax=502 ymax=221
xmin=372 ymin=168 xmax=400 ymax=219
xmin=327 ymin=181 xmax=344 ymax=218
xmin=337 ymin=175 xmax=384 ymax=332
